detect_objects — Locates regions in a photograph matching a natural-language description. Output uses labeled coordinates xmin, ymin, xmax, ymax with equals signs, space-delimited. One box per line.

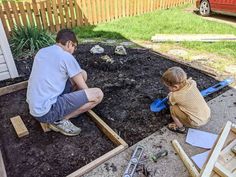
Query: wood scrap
xmin=0 ymin=80 xmax=28 ymax=97
xmin=200 ymin=121 xmax=232 ymax=177
xmin=172 ymin=121 xmax=236 ymax=177
xmin=172 ymin=139 xmax=200 ymax=177
xmin=10 ymin=116 xmax=29 ymax=138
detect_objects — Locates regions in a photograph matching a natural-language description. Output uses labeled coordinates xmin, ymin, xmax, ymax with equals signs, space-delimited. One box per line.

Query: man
xmin=27 ymin=29 xmax=103 ymax=136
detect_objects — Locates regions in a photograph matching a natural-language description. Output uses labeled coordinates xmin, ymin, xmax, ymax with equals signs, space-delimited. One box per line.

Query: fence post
xmin=31 ymin=0 xmax=41 ymax=29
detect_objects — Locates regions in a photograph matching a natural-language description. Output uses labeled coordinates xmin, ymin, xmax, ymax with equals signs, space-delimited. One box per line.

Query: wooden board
xmin=2 ymin=2 xmax=14 ymax=30
xmin=67 ymin=145 xmax=126 ymax=177
xmin=18 ymin=2 xmax=28 ymax=27
xmin=25 ymin=2 xmax=34 ymax=27
xmin=172 ymin=140 xmax=200 ymax=177
xmin=87 ymin=110 xmax=128 ymax=147
xmin=172 ymin=122 xmax=236 ymax=177
xmin=52 ymin=0 xmax=60 ymax=31
xmin=46 ymin=0 xmax=54 ymax=32
xmin=10 ymin=1 xmax=21 ymax=26
xmin=39 ymin=1 xmax=48 ymax=29
xmin=0 ymin=80 xmax=28 ymax=97
xmin=10 ymin=116 xmax=29 ymax=138
xmin=75 ymin=0 xmax=83 ymax=26
xmin=68 ymin=0 xmax=75 ymax=27
xmin=200 ymin=121 xmax=232 ymax=177
xmin=66 ymin=110 xmax=128 ymax=176
xmin=57 ymin=0 xmax=65 ymax=28
xmin=215 ymin=131 xmax=236 ymax=176
xmin=31 ymin=0 xmax=41 ymax=29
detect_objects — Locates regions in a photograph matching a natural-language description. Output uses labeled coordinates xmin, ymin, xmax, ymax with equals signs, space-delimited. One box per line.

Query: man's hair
xmin=162 ymin=67 xmax=187 ymax=87
xmin=56 ymin=29 xmax=78 ymax=45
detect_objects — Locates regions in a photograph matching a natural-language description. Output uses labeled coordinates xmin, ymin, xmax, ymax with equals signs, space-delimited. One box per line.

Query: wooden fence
xmin=0 ymin=0 xmax=193 ymax=37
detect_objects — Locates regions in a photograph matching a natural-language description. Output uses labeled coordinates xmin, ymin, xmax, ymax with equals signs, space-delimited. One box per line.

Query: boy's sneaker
xmin=49 ymin=119 xmax=81 ymax=136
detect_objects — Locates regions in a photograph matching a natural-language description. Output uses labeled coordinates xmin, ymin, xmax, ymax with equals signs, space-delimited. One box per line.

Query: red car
xmin=196 ymin=0 xmax=236 ymax=16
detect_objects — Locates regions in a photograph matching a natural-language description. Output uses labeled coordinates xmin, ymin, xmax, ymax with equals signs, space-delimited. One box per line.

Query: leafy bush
xmin=9 ymin=26 xmax=55 ymax=58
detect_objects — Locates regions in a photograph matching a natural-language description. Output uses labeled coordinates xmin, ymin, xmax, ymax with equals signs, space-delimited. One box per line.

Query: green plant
xmin=9 ymin=26 xmax=55 ymax=58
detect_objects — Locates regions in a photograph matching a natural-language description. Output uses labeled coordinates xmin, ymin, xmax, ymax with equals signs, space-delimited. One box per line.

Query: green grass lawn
xmin=74 ymin=4 xmax=236 ymax=70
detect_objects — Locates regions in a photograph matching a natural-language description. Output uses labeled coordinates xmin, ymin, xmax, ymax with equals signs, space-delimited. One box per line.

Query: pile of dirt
xmin=0 ymin=43 xmax=226 ymax=177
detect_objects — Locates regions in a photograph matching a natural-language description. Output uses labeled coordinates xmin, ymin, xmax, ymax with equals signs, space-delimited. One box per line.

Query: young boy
xmin=162 ymin=67 xmax=211 ymax=134
xmin=27 ymin=29 xmax=103 ymax=136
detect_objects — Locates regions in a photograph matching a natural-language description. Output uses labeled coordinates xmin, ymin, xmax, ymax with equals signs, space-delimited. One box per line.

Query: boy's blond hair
xmin=162 ymin=67 xmax=187 ymax=87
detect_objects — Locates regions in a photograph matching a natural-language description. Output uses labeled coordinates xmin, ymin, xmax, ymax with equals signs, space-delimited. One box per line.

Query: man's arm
xmin=71 ymin=72 xmax=88 ymax=90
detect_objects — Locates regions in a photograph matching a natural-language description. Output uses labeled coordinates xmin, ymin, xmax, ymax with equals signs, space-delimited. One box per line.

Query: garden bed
xmin=0 ymin=43 xmax=227 ymax=177
xmin=0 ymin=90 xmax=116 ymax=177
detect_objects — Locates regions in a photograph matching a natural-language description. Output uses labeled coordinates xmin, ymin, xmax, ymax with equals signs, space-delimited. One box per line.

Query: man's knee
xmin=85 ymin=88 xmax=104 ymax=103
xmin=95 ymin=88 xmax=104 ymax=103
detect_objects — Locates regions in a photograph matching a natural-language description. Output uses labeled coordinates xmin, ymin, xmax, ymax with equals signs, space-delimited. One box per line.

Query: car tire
xmin=199 ymin=0 xmax=211 ymax=16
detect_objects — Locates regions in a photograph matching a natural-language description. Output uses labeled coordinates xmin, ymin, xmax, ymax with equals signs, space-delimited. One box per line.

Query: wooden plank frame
xmin=0 ymin=81 xmax=128 ymax=177
xmin=172 ymin=121 xmax=236 ymax=177
xmin=200 ymin=121 xmax=232 ymax=177
xmin=67 ymin=110 xmax=128 ymax=177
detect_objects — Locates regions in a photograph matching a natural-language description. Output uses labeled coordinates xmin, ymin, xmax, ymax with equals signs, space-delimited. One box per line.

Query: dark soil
xmin=0 ymin=90 xmax=115 ymax=177
xmin=0 ymin=43 xmax=227 ymax=177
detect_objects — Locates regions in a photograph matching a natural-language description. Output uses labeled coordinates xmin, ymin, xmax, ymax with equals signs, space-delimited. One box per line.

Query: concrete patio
xmin=83 ymin=85 xmax=236 ymax=177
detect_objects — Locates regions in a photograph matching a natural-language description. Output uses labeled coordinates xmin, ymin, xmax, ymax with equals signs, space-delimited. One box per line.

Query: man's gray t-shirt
xmin=26 ymin=44 xmax=82 ymax=117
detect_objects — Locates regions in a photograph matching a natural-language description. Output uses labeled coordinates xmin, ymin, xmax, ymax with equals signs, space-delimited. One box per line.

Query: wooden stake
xmin=10 ymin=116 xmax=29 ymax=138
xmin=172 ymin=139 xmax=200 ymax=177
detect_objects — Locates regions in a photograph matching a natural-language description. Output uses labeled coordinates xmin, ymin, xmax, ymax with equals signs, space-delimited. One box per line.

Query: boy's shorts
xmin=170 ymin=105 xmax=198 ymax=128
xmin=35 ymin=80 xmax=88 ymax=123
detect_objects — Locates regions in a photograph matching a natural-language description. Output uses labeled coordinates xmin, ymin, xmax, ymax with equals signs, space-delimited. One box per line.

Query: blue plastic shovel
xmin=150 ymin=78 xmax=234 ymax=113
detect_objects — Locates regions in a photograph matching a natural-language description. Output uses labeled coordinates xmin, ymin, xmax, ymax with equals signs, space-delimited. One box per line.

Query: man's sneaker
xmin=49 ymin=119 xmax=81 ymax=136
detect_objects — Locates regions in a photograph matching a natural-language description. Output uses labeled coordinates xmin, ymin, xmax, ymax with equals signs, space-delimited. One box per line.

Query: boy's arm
xmin=168 ymin=92 xmax=176 ymax=105
xmin=71 ymin=72 xmax=88 ymax=90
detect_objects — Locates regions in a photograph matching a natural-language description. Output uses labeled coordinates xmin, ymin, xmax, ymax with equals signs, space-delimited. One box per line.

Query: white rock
xmin=115 ymin=45 xmax=127 ymax=55
xmin=90 ymin=45 xmax=104 ymax=54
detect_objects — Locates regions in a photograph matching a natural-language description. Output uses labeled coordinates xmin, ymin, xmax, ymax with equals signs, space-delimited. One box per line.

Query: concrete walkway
xmin=83 ymin=86 xmax=236 ymax=177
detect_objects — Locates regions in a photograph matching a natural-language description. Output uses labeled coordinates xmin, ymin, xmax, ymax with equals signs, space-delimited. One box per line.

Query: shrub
xmin=9 ymin=26 xmax=55 ymax=58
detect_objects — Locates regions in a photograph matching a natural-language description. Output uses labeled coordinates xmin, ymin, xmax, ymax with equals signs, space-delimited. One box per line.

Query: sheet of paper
xmin=191 ymin=150 xmax=210 ymax=169
xmin=186 ymin=128 xmax=218 ymax=149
